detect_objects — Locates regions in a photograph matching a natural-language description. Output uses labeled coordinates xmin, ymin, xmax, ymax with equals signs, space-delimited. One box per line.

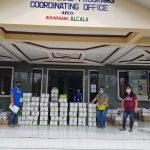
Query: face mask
xmin=77 ymin=90 xmax=80 ymax=93
xmin=17 ymin=84 xmax=21 ymax=88
xmin=99 ymin=90 xmax=104 ymax=94
xmin=126 ymin=89 xmax=131 ymax=93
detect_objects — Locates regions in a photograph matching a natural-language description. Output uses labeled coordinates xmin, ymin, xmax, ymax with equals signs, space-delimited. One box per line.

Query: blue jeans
xmin=98 ymin=110 xmax=105 ymax=127
xmin=9 ymin=110 xmax=18 ymax=125
xmin=104 ymin=107 xmax=108 ymax=125
xmin=122 ymin=110 xmax=134 ymax=129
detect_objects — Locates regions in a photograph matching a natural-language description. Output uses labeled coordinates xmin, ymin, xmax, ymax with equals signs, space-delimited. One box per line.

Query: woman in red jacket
xmin=120 ymin=85 xmax=138 ymax=132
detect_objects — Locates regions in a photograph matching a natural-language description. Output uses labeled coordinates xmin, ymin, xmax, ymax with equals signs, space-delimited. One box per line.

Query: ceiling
xmin=0 ymin=39 xmax=150 ymax=66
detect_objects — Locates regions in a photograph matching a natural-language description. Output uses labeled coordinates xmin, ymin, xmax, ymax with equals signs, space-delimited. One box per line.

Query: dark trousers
xmin=9 ymin=110 xmax=18 ymax=125
xmin=98 ymin=110 xmax=105 ymax=127
xmin=122 ymin=110 xmax=134 ymax=129
xmin=104 ymin=107 xmax=108 ymax=125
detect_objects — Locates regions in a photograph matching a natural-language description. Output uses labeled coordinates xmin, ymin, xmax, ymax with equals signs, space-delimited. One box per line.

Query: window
xmin=32 ymin=69 xmax=43 ymax=97
xmin=0 ymin=67 xmax=13 ymax=96
xmin=118 ymin=70 xmax=149 ymax=101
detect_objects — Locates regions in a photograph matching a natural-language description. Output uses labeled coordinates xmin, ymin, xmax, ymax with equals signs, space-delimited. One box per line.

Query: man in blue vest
xmin=74 ymin=88 xmax=82 ymax=102
xmin=9 ymin=81 xmax=23 ymax=127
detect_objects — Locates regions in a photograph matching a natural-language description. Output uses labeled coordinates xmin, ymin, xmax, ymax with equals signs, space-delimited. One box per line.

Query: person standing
xmin=91 ymin=87 xmax=108 ymax=128
xmin=9 ymin=81 xmax=23 ymax=127
xmin=120 ymin=85 xmax=138 ymax=132
xmin=74 ymin=88 xmax=82 ymax=102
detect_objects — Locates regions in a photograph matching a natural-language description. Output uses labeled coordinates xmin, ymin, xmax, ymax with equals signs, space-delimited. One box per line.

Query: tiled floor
xmin=0 ymin=122 xmax=150 ymax=150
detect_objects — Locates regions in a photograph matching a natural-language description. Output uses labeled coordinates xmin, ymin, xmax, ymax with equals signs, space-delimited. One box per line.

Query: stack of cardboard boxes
xmin=87 ymin=104 xmax=97 ymax=127
xmin=78 ymin=103 xmax=87 ymax=126
xmin=30 ymin=96 xmax=40 ymax=125
xmin=51 ymin=87 xmax=59 ymax=102
xmin=59 ymin=94 xmax=68 ymax=103
xmin=39 ymin=94 xmax=49 ymax=126
xmin=69 ymin=103 xmax=78 ymax=126
xmin=50 ymin=102 xmax=59 ymax=125
xmin=21 ymin=93 xmax=32 ymax=125
xmin=59 ymin=103 xmax=68 ymax=125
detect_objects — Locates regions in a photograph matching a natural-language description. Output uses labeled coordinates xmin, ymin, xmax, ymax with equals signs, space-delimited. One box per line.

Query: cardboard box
xmin=40 ymin=98 xmax=45 ymax=102
xmin=23 ymin=102 xmax=31 ymax=107
xmin=69 ymin=117 xmax=77 ymax=126
xmin=88 ymin=104 xmax=96 ymax=108
xmin=88 ymin=121 xmax=96 ymax=127
xmin=60 ymin=103 xmax=68 ymax=107
xmin=79 ymin=112 xmax=87 ymax=117
xmin=51 ymin=88 xmax=59 ymax=94
xmin=31 ymin=102 xmax=39 ymax=107
xmin=0 ymin=115 xmax=7 ymax=120
xmin=78 ymin=103 xmax=86 ymax=107
xmin=22 ymin=111 xmax=30 ymax=116
xmin=59 ymin=121 xmax=67 ymax=126
xmin=60 ymin=111 xmax=68 ymax=117
xmin=40 ymin=107 xmax=48 ymax=112
xmin=40 ymin=116 xmax=48 ymax=121
xmin=50 ymin=102 xmax=58 ymax=107
xmin=22 ymin=116 xmax=30 ymax=121
xmin=79 ymin=107 xmax=87 ymax=112
xmin=60 ymin=107 xmax=68 ymax=112
xmin=41 ymin=93 xmax=46 ymax=98
xmin=31 ymin=97 xmax=38 ymax=101
xmin=142 ymin=116 xmax=150 ymax=122
xmin=51 ymin=93 xmax=58 ymax=97
xmin=32 ymin=121 xmax=38 ymax=125
xmin=45 ymin=94 xmax=49 ymax=98
xmin=50 ymin=121 xmax=58 ymax=126
xmin=22 ymin=106 xmax=31 ymax=111
xmin=40 ymin=121 xmax=48 ymax=126
xmin=108 ymin=109 xmax=118 ymax=114
xmin=70 ymin=103 xmax=78 ymax=107
xmin=50 ymin=107 xmax=58 ymax=112
xmin=142 ymin=113 xmax=150 ymax=116
xmin=78 ymin=118 xmax=86 ymax=123
xmin=88 ymin=112 xmax=96 ymax=117
xmin=50 ymin=111 xmax=58 ymax=116
xmin=22 ymin=97 xmax=30 ymax=102
xmin=59 ymin=98 xmax=67 ymax=103
xmin=44 ymin=98 xmax=49 ymax=103
xmin=78 ymin=121 xmax=86 ymax=126
xmin=1 ymin=119 xmax=9 ymax=125
xmin=51 ymin=98 xmax=58 ymax=102
xmin=88 ymin=107 xmax=96 ymax=112
xmin=31 ymin=106 xmax=38 ymax=111
xmin=51 ymin=116 xmax=59 ymax=121
xmin=59 ymin=116 xmax=67 ymax=121
xmin=70 ymin=107 xmax=78 ymax=112
xmin=40 ymin=111 xmax=48 ymax=116
xmin=88 ymin=117 xmax=96 ymax=122
xmin=31 ymin=111 xmax=39 ymax=116
xmin=69 ymin=112 xmax=77 ymax=117
xmin=23 ymin=93 xmax=32 ymax=98
xmin=142 ymin=109 xmax=150 ymax=113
